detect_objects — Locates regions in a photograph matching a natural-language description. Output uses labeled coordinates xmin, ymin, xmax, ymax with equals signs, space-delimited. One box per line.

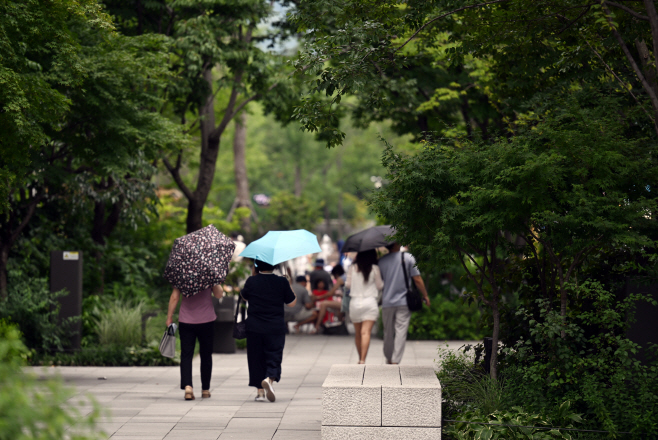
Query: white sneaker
xmin=261 ymin=378 xmax=276 ymax=402
xmin=255 ymin=394 xmax=267 ymax=402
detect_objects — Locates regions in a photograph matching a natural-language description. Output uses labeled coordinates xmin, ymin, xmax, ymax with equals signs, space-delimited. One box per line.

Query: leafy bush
xmin=0 ymin=320 xmax=102 ymax=440
xmin=437 ymin=347 xmax=505 ymax=418
xmin=0 ymin=270 xmax=77 ymax=353
xmin=95 ymin=301 xmax=146 ymax=347
xmin=408 ymin=295 xmax=484 ymax=340
xmin=32 ymin=341 xmax=178 ymax=367
xmin=444 ymin=402 xmax=582 ymax=440
xmin=262 ymin=191 xmax=322 ymax=231
xmin=503 ymin=282 xmax=658 ymax=437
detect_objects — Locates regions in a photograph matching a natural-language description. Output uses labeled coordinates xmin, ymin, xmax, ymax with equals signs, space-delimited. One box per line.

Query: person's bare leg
xmin=359 ymin=320 xmax=375 ymax=363
xmin=353 ymin=322 xmax=363 ymax=362
xmin=315 ymin=301 xmax=341 ymax=329
xmin=294 ymin=311 xmax=319 ymax=332
xmin=315 ymin=302 xmax=329 ymax=329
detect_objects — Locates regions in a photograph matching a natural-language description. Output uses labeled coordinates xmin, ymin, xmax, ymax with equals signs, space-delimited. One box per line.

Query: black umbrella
xmin=163 ymin=225 xmax=236 ymax=297
xmin=342 ymin=225 xmax=396 ymax=252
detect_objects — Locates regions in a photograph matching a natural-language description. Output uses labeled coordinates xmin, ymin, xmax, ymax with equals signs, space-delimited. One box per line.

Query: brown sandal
xmin=202 ymin=390 xmax=211 ymax=399
xmin=184 ymin=386 xmax=195 ymax=400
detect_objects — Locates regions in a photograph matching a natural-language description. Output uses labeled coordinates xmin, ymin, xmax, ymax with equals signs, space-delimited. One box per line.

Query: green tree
xmin=291 ymin=0 xmax=658 ymax=145
xmin=0 ymin=1 xmax=185 ymax=295
xmin=370 ymin=87 xmax=658 ymax=378
xmin=262 ymin=191 xmax=322 ymax=232
xmin=103 ymin=0 xmax=297 ymax=233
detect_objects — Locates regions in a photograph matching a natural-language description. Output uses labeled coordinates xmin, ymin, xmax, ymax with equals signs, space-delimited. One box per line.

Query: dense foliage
xmin=0 ymin=321 xmax=102 ymax=439
xmin=290 ymin=0 xmax=658 ymax=436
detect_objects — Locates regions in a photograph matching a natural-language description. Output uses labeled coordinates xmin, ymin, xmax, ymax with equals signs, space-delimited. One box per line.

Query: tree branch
xmin=554 ymin=6 xmax=592 ymax=35
xmin=162 ymin=153 xmax=194 ymax=201
xmin=605 ymin=1 xmax=649 ymax=20
xmin=456 ymin=248 xmax=491 ymax=306
xmin=9 ymin=194 xmax=44 ymax=246
xmin=604 ymin=5 xmax=658 ymax=134
xmin=395 ymin=0 xmax=511 ymax=52
xmin=583 ymin=37 xmax=655 ymax=123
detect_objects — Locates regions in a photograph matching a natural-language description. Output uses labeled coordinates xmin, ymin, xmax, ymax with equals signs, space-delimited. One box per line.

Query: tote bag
xmin=159 ymin=323 xmax=177 ymax=358
xmin=232 ymin=295 xmax=247 ymax=339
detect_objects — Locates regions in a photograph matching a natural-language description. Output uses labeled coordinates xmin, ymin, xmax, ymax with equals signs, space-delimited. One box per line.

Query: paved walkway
xmin=30 ymin=335 xmax=472 ymax=440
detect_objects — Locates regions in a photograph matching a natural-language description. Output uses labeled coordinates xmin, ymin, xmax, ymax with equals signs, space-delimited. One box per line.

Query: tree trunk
xmin=0 ymin=242 xmax=9 ymax=299
xmin=336 ymin=155 xmax=343 ymax=238
xmin=0 ymin=194 xmax=41 ymax=299
xmin=233 ymin=111 xmax=253 ymax=234
xmin=186 ymin=69 xmax=219 ymax=233
xmin=490 ymin=295 xmax=500 ymax=380
xmin=558 ymin=264 xmax=567 ymax=338
xmin=294 ymin=165 xmax=302 ymax=197
xmin=90 ymin=199 xmax=123 ymax=294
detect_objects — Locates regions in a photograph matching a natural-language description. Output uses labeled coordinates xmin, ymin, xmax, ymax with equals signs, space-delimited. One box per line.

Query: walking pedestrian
xmin=241 ymin=259 xmax=297 ymax=402
xmin=166 ymin=284 xmax=224 ymax=400
xmin=378 ymin=243 xmax=430 ymax=364
xmin=345 ymin=250 xmax=383 ymax=364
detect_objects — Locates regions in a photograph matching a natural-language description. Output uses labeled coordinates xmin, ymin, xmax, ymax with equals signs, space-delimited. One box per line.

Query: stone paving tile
xmin=104 ymin=437 xmax=165 ymax=440
xmin=217 ymin=429 xmax=277 ymax=439
xmin=172 ymin=421 xmax=231 ymax=429
xmin=272 ymin=429 xmax=321 ymax=439
xmin=31 ymin=336 xmax=458 ymax=439
xmin=278 ymin=411 xmax=323 ymax=431
xmin=233 ymin=411 xmax=285 ymax=418
xmin=164 ymin=430 xmax=221 ymax=440
xmin=114 ymin=422 xmax=177 ymax=435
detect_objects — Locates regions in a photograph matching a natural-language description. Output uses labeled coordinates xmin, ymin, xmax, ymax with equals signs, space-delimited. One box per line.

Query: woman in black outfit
xmin=240 ymin=259 xmax=297 ymax=402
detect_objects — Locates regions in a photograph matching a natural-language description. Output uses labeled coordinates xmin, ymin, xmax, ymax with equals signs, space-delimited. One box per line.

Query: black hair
xmin=316 ymin=279 xmax=327 ymax=289
xmin=254 ymin=259 xmax=275 ymax=273
xmin=354 ymin=249 xmax=378 ymax=282
xmin=331 ymin=264 xmax=345 ymax=278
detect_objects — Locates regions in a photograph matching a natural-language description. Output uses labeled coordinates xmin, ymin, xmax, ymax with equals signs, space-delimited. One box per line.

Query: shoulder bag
xmin=402 ymin=252 xmax=423 ymax=312
xmin=232 ymin=295 xmax=247 ymax=339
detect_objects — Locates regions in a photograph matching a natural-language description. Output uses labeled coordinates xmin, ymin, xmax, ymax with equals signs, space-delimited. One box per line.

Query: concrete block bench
xmin=322 ymin=364 xmax=442 ymax=439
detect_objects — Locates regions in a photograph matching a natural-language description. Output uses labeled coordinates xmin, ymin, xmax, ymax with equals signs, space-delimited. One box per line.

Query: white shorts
xmin=349 ymin=297 xmax=379 ymax=323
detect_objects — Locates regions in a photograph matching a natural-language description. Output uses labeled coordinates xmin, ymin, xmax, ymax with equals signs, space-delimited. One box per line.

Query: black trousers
xmin=246 ymin=331 xmax=285 ymax=388
xmin=179 ymin=321 xmax=214 ymax=390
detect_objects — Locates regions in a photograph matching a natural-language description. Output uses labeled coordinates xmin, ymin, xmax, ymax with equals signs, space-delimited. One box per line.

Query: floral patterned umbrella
xmin=163 ymin=225 xmax=236 ymax=297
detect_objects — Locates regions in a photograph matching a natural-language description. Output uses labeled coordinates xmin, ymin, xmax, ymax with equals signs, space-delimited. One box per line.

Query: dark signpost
xmin=50 ymin=251 xmax=83 ymax=351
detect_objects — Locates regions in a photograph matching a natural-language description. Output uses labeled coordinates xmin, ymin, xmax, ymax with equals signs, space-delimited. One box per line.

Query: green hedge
xmin=408 ymin=295 xmax=484 ymax=340
xmin=31 ymin=342 xmax=178 ymax=367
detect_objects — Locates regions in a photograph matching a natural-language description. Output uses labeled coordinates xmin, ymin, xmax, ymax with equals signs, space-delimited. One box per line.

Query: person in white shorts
xmin=345 ymin=249 xmax=384 ymax=364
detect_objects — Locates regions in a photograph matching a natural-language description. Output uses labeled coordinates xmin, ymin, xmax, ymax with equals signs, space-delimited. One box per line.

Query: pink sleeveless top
xmin=179 ymin=288 xmax=216 ymax=324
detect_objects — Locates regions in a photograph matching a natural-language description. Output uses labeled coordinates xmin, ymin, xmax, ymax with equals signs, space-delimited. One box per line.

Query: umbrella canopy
xmin=342 ymin=225 xmax=396 ymax=252
xmin=163 ymin=225 xmax=236 ymax=297
xmin=239 ymin=230 xmax=321 ymax=266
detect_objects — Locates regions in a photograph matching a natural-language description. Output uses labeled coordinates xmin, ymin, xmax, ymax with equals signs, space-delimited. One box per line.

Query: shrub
xmin=502 ymin=282 xmax=658 ymax=437
xmin=408 ymin=295 xmax=484 ymax=340
xmin=95 ymin=301 xmax=145 ymax=347
xmin=444 ymin=402 xmax=582 ymax=440
xmin=0 ymin=270 xmax=77 ymax=353
xmin=32 ymin=341 xmax=178 ymax=367
xmin=0 ymin=320 xmax=102 ymax=440
xmin=437 ymin=347 xmax=505 ymax=418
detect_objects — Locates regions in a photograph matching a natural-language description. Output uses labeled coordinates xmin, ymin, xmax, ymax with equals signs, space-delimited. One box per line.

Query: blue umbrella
xmin=239 ymin=230 xmax=321 ymax=265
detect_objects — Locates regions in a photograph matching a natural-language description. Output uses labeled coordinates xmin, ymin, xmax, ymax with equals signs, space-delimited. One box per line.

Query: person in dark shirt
xmin=241 ymin=259 xmax=297 ymax=402
xmin=309 ymin=258 xmax=333 ymax=290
